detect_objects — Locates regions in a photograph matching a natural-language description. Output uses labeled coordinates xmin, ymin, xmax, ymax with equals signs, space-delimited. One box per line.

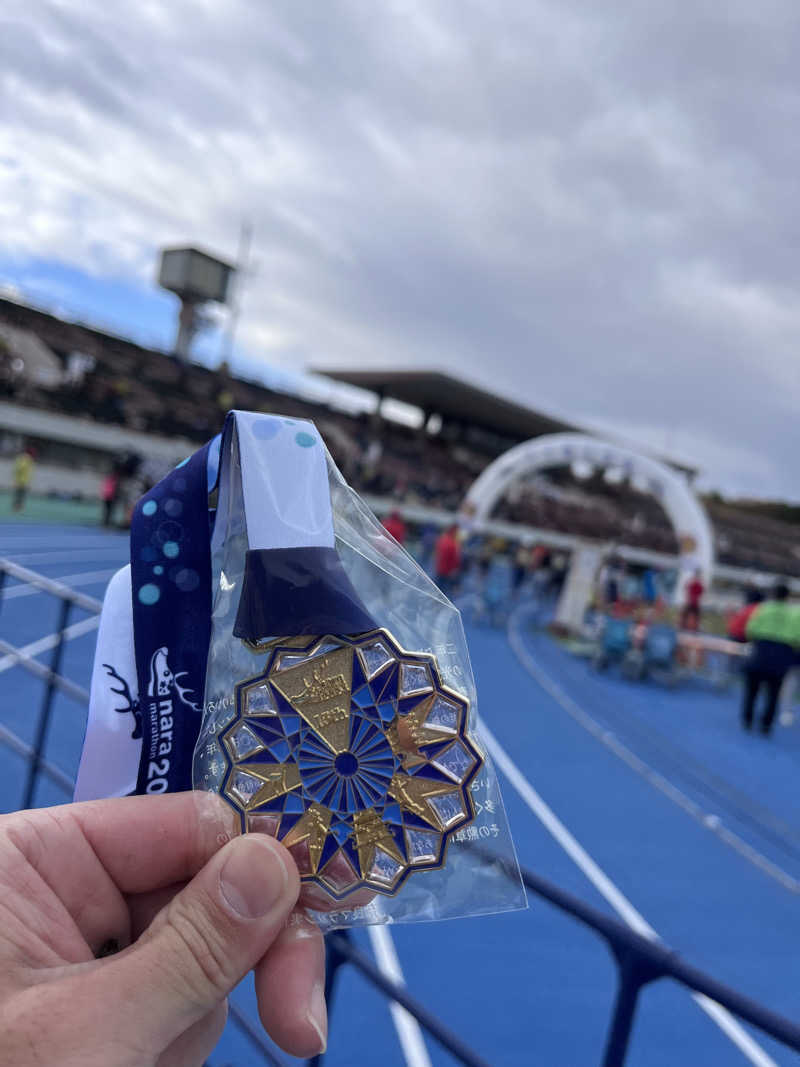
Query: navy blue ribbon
xmin=234 ymin=546 xmax=376 ymax=642
xmin=130 ymin=444 xmax=213 ymax=794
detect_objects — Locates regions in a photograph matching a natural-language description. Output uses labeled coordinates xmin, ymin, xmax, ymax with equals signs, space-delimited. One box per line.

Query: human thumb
xmin=96 ymin=833 xmax=299 ymax=1054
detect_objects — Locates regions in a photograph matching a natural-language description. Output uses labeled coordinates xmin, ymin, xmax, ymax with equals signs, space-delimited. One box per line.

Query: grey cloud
xmin=2 ymin=0 xmax=799 ymax=498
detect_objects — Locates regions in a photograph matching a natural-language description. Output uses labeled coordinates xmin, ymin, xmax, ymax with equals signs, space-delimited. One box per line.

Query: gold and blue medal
xmin=219 ymin=629 xmax=483 ymax=899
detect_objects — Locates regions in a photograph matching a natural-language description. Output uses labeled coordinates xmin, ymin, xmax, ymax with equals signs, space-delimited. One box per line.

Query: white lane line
xmin=0 ymin=542 xmax=114 ymax=550
xmin=367 ymin=926 xmax=433 ymax=1067
xmin=483 ymin=721 xmax=654 ymax=935
xmin=481 ymin=723 xmax=778 ymax=1067
xmin=507 ymin=615 xmax=800 ymax=895
xmin=1 ymin=549 xmax=128 ymax=565
xmin=0 ymin=535 xmax=124 ymax=545
xmin=1 ymin=569 xmax=118 ymax=600
xmin=0 ymin=615 xmax=100 ymax=674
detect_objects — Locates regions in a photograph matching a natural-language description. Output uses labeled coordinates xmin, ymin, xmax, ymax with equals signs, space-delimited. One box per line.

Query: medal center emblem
xmin=297 ymin=711 xmax=398 ymax=813
xmin=334 ymin=751 xmax=359 ymax=777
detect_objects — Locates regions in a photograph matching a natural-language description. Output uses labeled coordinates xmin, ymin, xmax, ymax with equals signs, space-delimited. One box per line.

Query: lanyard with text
xmin=130 ymin=442 xmax=213 ymax=794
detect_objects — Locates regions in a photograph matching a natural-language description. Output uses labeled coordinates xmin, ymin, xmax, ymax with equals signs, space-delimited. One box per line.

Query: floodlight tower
xmin=158 ymin=246 xmax=235 ymax=361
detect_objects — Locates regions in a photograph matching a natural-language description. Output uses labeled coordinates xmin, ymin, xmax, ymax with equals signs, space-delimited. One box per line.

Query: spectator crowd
xmin=1 ymin=295 xmax=799 ymax=580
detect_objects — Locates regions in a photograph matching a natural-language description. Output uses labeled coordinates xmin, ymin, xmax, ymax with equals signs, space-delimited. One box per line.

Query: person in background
xmin=641 ymin=567 xmax=658 ymax=605
xmin=631 ymin=610 xmax=650 ymax=652
xmin=512 ymin=542 xmax=530 ymax=594
xmin=741 ymin=583 xmax=800 ymax=735
xmin=434 ymin=523 xmax=462 ymax=597
xmin=680 ymin=569 xmax=705 ymax=630
xmin=12 ymin=446 xmax=34 ymax=512
xmin=531 ymin=545 xmax=548 ymax=570
xmin=100 ymin=469 xmax=119 ymax=527
xmin=477 ymin=537 xmax=494 ymax=582
xmin=598 ymin=555 xmax=622 ymax=607
xmin=531 ymin=547 xmax=552 ymax=609
xmin=727 ymin=587 xmax=764 ymax=642
xmin=382 ymin=509 xmax=406 ymax=545
xmin=549 ymin=553 xmax=569 ymax=597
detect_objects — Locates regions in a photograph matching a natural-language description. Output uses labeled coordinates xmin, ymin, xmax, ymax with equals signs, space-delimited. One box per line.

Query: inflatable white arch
xmin=462 ymin=432 xmax=714 ymax=595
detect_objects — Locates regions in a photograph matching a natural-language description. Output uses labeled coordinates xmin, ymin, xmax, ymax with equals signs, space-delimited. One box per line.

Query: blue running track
xmin=0 ymin=521 xmax=798 ymax=1066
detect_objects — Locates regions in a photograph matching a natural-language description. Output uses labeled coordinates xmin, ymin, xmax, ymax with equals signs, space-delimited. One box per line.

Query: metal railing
xmin=1 ymin=555 xmax=799 ymax=1067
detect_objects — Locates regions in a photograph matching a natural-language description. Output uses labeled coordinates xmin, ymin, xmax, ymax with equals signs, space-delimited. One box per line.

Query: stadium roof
xmin=317 ymin=368 xmax=697 ymax=477
xmin=317 ymin=368 xmax=578 ymax=440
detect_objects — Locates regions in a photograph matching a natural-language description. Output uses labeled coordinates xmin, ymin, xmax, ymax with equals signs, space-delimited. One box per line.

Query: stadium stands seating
xmin=1 ymin=296 xmax=798 ymax=576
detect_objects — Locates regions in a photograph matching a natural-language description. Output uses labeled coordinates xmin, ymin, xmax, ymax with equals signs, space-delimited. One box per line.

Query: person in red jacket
xmin=680 ymin=570 xmax=705 ymax=630
xmin=100 ymin=470 xmax=119 ymax=527
xmin=727 ymin=588 xmax=764 ymax=642
xmin=382 ymin=509 xmax=406 ymax=545
xmin=434 ymin=524 xmax=462 ymax=597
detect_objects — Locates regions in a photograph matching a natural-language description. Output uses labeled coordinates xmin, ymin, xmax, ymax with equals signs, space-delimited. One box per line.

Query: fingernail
xmin=219 ymin=836 xmax=290 ymax=919
xmin=307 ymin=981 xmax=327 ymax=1054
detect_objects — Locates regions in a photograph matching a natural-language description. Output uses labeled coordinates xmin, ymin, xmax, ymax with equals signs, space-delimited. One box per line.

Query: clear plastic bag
xmin=193 ymin=415 xmax=526 ymax=929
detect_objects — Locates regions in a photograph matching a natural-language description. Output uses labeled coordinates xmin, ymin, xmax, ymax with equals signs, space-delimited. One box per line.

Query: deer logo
xmin=103 ymin=646 xmax=200 ymax=740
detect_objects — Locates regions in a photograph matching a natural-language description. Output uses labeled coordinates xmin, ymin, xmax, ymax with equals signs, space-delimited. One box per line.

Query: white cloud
xmin=1 ymin=0 xmax=800 ymax=499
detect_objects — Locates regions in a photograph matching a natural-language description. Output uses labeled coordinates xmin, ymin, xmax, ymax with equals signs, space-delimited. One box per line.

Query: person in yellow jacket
xmin=12 ymin=447 xmax=34 ymax=512
xmin=742 ymin=583 xmax=800 ymax=735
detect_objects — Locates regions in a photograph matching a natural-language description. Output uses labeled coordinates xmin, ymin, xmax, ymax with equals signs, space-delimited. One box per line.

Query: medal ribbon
xmin=130 ymin=411 xmax=374 ymax=794
xmin=130 ymin=442 xmax=214 ymax=793
xmin=228 ymin=411 xmax=375 ymax=642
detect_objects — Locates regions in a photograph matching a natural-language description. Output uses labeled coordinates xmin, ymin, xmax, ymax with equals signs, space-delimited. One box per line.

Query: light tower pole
xmin=158 ymin=246 xmax=236 ymax=362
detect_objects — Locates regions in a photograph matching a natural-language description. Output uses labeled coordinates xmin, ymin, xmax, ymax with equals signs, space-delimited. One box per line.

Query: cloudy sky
xmin=2 ymin=0 xmax=799 ymax=499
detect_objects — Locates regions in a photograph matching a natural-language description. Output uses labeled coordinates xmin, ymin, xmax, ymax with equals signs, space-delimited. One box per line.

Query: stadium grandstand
xmin=0 ymin=294 xmax=799 ymax=583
